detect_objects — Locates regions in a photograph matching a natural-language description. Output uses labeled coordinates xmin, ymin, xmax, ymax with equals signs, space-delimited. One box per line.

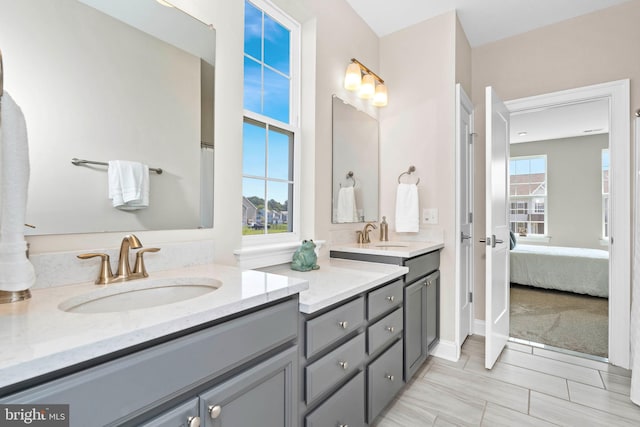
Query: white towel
xmin=108 ymin=160 xmax=149 ymax=210
xmin=0 ymin=91 xmax=36 ymax=292
xmin=395 ymin=183 xmax=419 ymax=232
xmin=337 ymin=186 xmax=358 ymax=223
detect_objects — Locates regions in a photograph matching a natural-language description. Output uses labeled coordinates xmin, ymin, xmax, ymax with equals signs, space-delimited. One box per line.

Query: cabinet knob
xmin=338 ymin=424 xmax=349 ymax=427
xmin=386 ymin=374 xmax=395 ymax=381
xmin=187 ymin=416 xmax=201 ymax=427
xmin=338 ymin=320 xmax=349 ymax=329
xmin=386 ymin=326 xmax=395 ymax=333
xmin=208 ymin=405 xmax=222 ymax=419
xmin=386 ymin=295 xmax=395 ymax=302
xmin=338 ymin=360 xmax=349 ymax=370
xmin=426 ymin=280 xmax=432 ymax=287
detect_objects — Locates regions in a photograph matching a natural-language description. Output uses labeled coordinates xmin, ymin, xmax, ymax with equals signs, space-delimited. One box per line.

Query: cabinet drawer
xmin=405 ymin=250 xmax=440 ymax=283
xmin=367 ymin=279 xmax=403 ymax=320
xmin=305 ymin=371 xmax=365 ymax=427
xmin=367 ymin=307 xmax=403 ymax=355
xmin=138 ymin=397 xmax=199 ymax=427
xmin=1 ymin=299 xmax=298 ymax=427
xmin=367 ymin=339 xmax=404 ymax=423
xmin=305 ymin=296 xmax=365 ymax=357
xmin=305 ymin=333 xmax=365 ymax=404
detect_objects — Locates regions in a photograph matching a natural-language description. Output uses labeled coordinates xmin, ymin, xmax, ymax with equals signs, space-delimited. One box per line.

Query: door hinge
xmin=469 ymin=292 xmax=473 ymax=303
xmin=469 ymin=212 xmax=473 ymax=223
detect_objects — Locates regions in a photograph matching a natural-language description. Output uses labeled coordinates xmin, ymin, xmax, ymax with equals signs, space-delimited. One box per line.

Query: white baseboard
xmin=473 ymin=319 xmax=485 ymax=336
xmin=431 ymin=339 xmax=459 ymax=362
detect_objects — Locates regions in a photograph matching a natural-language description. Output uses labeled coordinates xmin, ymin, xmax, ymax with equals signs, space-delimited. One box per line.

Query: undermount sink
xmin=59 ymin=277 xmax=222 ymax=314
xmin=374 ymin=243 xmax=410 ymax=248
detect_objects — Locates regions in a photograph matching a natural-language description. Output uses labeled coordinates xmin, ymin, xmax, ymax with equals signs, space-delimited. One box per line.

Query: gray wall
xmin=510 ymin=134 xmax=608 ymax=249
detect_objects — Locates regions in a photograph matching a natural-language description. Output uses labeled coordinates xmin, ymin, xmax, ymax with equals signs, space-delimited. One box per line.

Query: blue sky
xmin=243 ymin=0 xmax=291 ymax=206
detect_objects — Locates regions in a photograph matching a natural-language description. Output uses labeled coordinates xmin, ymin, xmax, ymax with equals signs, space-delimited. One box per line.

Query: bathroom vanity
xmin=330 ymin=241 xmax=444 ymax=381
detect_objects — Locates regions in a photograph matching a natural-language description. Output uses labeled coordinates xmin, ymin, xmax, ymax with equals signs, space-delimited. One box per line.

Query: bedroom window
xmin=509 ymin=156 xmax=547 ymax=236
xmin=602 ymin=149 xmax=609 ymax=239
xmin=242 ymin=0 xmax=300 ymax=238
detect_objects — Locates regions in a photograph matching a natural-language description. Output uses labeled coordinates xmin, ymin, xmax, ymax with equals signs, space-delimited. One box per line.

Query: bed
xmin=510 ymin=244 xmax=609 ymax=298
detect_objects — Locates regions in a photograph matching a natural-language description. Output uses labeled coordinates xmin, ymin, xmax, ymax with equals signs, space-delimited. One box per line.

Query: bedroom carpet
xmin=510 ymin=284 xmax=608 ymax=358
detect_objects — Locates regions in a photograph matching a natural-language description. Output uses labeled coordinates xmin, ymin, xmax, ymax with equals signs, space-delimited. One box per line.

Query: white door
xmin=456 ymin=84 xmax=474 ymax=349
xmin=484 ymin=86 xmax=510 ymax=369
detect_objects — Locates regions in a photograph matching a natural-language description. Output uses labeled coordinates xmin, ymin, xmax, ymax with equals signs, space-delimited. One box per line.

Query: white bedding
xmin=510 ymin=244 xmax=609 ymax=298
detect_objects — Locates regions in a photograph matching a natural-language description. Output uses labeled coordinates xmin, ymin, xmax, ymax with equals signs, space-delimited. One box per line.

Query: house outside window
xmin=242 ymin=0 xmax=300 ymax=238
xmin=509 ymin=156 xmax=547 ymax=236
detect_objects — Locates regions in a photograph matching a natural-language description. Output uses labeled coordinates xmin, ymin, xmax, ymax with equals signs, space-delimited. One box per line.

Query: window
xmin=242 ymin=0 xmax=299 ymax=237
xmin=602 ymin=149 xmax=609 ymax=239
xmin=509 ymin=156 xmax=547 ymax=236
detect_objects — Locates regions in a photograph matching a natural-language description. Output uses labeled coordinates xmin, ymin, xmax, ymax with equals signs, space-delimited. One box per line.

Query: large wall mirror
xmin=332 ymin=95 xmax=379 ymax=223
xmin=0 ymin=0 xmax=215 ymax=235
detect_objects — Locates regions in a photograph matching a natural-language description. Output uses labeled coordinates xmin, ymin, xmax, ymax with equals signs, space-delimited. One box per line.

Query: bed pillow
xmin=510 ymin=230 xmax=517 ymax=250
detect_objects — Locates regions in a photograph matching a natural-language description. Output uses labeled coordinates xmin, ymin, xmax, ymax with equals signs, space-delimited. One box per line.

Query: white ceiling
xmin=346 ymin=0 xmax=632 ymax=47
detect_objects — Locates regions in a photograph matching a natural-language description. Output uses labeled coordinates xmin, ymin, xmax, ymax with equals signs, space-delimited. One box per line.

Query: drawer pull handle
xmin=386 ymin=295 xmax=395 ymax=302
xmin=208 ymin=405 xmax=222 ymax=419
xmin=187 ymin=416 xmax=201 ymax=427
xmin=338 ymin=360 xmax=349 ymax=370
xmin=338 ymin=320 xmax=349 ymax=329
xmin=386 ymin=374 xmax=395 ymax=381
xmin=386 ymin=326 xmax=395 ymax=333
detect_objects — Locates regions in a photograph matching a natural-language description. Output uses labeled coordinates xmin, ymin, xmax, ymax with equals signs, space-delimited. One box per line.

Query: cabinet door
xmin=305 ymin=371 xmax=365 ymax=427
xmin=200 ymin=347 xmax=297 ymax=427
xmin=426 ymin=271 xmax=440 ymax=351
xmin=404 ymin=278 xmax=427 ymax=381
xmin=138 ymin=398 xmax=199 ymax=427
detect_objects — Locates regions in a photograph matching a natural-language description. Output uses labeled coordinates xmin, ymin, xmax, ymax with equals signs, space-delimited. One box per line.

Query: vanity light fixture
xmin=343 ymin=58 xmax=387 ymax=107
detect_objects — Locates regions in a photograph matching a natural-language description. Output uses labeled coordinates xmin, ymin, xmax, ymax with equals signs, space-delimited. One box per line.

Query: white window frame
xmin=509 ymin=155 xmax=548 ymax=237
xmin=241 ymin=0 xmax=301 ymax=247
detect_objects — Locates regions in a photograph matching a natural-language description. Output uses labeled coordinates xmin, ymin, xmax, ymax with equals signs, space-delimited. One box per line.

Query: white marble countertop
xmin=0 ymin=263 xmax=308 ymax=390
xmin=261 ymin=258 xmax=408 ymax=314
xmin=330 ymin=240 xmax=444 ymax=258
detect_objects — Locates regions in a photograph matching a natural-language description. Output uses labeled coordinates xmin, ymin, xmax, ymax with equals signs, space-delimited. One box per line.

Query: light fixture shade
xmin=344 ymin=63 xmax=361 ymax=91
xmin=372 ymin=83 xmax=388 ymax=107
xmin=359 ymin=74 xmax=375 ymax=99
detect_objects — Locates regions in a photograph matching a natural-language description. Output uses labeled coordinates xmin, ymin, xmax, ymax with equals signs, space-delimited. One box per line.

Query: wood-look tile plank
xmin=464 ymin=353 xmax=569 ymax=399
xmin=500 ymin=348 xmax=604 ymax=388
xmin=532 ymin=347 xmax=631 ymax=377
xmin=374 ymin=396 xmax=438 ymax=427
xmin=506 ymin=341 xmax=534 ymax=354
xmin=601 ymin=371 xmax=632 ymax=396
xmin=568 ymin=381 xmax=640 ymax=422
xmin=530 ymin=391 xmax=639 ymax=427
xmin=424 ymin=363 xmax=530 ymax=414
xmin=481 ymin=402 xmax=558 ymax=427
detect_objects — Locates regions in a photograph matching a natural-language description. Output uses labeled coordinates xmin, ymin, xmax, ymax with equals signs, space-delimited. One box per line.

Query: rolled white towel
xmin=0 ymin=91 xmax=36 ymax=292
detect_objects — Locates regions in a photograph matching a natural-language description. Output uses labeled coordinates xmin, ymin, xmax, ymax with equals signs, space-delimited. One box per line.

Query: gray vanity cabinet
xmin=404 ymin=270 xmax=440 ymax=381
xmin=0 ymin=297 xmax=299 ymax=427
xmin=299 ymin=279 xmax=405 ymax=427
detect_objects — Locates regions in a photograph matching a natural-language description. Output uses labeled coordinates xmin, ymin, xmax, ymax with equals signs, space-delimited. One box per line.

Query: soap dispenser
xmin=380 ymin=216 xmax=389 ymax=241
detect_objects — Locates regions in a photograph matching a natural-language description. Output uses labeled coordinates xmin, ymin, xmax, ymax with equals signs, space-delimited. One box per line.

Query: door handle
xmin=492 ymin=234 xmax=504 ymax=248
xmin=461 ymin=232 xmax=472 ymax=243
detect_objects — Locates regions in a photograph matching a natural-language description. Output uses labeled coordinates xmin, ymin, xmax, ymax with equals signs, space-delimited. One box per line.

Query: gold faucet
xmin=360 ymin=222 xmax=377 ymax=244
xmin=78 ymin=234 xmax=160 ymax=285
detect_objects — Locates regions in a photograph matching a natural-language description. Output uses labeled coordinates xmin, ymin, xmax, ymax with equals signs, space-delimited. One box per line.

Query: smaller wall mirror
xmin=332 ymin=95 xmax=379 ymax=223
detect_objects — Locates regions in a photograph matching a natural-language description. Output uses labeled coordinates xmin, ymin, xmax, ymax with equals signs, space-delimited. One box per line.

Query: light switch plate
xmin=423 ymin=208 xmax=438 ymax=224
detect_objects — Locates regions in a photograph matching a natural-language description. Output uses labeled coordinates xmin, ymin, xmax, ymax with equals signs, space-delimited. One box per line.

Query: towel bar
xmin=71 ymin=158 xmax=163 ymax=174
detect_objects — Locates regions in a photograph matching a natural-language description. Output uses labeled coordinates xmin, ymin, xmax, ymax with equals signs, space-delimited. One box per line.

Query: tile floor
xmin=375 ymin=336 xmax=640 ymax=426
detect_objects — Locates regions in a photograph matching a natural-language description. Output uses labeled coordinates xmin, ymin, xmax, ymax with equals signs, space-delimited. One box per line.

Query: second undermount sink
xmin=59 ymin=277 xmax=222 ymax=314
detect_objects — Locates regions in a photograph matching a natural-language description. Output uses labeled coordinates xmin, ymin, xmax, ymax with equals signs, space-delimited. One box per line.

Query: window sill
xmin=234 ymin=239 xmax=325 ymax=270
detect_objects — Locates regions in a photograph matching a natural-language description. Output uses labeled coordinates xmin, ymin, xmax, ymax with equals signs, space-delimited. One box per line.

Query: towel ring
xmin=398 ymin=166 xmax=420 ymax=185
xmin=346 ymin=171 xmax=356 ymax=187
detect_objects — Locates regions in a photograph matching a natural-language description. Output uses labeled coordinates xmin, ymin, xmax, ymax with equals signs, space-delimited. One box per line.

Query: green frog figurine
xmin=291 ymin=239 xmax=320 ymax=272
